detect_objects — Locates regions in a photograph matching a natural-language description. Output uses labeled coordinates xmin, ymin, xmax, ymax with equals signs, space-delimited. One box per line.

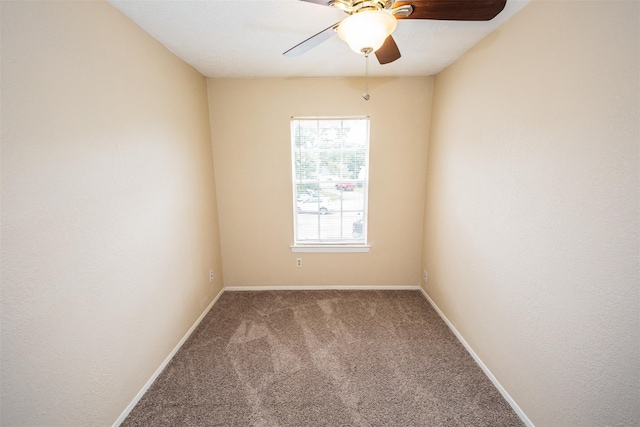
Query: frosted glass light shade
xmin=337 ymin=10 xmax=397 ymax=54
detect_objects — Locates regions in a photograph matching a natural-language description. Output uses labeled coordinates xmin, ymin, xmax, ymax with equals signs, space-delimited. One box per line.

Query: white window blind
xmin=291 ymin=117 xmax=369 ymax=246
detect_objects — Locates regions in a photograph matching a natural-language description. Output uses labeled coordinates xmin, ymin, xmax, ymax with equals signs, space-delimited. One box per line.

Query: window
xmin=291 ymin=117 xmax=370 ymax=252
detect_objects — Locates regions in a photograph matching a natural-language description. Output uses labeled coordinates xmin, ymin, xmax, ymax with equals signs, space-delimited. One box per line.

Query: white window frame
xmin=290 ymin=117 xmax=371 ymax=253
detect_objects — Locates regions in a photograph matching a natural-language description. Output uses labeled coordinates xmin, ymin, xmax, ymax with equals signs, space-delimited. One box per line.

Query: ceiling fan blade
xmin=298 ymin=0 xmax=333 ymax=5
xmin=375 ymin=35 xmax=401 ymax=64
xmin=396 ymin=0 xmax=507 ymax=21
xmin=283 ymin=22 xmax=341 ymax=57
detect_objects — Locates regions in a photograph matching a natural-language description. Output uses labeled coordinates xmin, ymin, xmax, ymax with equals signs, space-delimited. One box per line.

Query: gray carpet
xmin=122 ymin=290 xmax=523 ymax=426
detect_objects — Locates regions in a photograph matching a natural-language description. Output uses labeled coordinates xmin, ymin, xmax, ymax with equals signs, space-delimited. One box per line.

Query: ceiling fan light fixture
xmin=337 ymin=10 xmax=397 ymax=55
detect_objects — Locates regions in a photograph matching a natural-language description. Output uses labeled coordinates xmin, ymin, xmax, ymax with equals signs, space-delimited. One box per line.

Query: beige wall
xmin=208 ymin=77 xmax=431 ymax=288
xmin=423 ymin=1 xmax=639 ymax=425
xmin=0 ymin=1 xmax=223 ymax=425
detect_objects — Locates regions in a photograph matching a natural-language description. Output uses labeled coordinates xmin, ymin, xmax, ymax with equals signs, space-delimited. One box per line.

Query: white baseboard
xmin=418 ymin=287 xmax=534 ymax=427
xmin=224 ymin=285 xmax=422 ymax=291
xmin=112 ymin=288 xmax=225 ymax=427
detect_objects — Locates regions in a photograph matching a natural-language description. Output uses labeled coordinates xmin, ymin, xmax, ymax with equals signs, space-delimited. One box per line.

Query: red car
xmin=335 ymin=182 xmax=355 ymax=191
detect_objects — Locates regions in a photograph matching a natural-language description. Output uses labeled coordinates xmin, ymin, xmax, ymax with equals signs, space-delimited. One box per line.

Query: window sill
xmin=290 ymin=245 xmax=371 ymax=253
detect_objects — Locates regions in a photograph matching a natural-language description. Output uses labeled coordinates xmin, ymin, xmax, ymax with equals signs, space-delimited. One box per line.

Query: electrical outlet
xmin=209 ymin=269 xmax=214 ymax=282
xmin=296 ymin=258 xmax=302 ymax=268
xmin=422 ymin=270 xmax=428 ymax=283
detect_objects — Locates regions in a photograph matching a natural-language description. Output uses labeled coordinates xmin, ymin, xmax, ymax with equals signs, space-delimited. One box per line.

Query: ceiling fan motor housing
xmin=330 ymin=0 xmax=393 ymax=14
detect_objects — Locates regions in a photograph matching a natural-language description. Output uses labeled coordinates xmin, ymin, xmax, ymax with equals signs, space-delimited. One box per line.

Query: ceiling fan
xmin=283 ymin=0 xmax=507 ymax=65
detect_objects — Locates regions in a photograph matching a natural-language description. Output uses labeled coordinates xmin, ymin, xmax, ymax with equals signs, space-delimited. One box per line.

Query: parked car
xmin=296 ymin=189 xmax=317 ymax=202
xmin=335 ymin=182 xmax=356 ymax=191
xmin=297 ymin=195 xmax=331 ymax=214
xmin=352 ymin=219 xmax=363 ymax=238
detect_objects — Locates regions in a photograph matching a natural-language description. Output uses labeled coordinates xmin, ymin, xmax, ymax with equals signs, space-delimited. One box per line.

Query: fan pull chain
xmin=362 ymin=50 xmax=370 ymax=101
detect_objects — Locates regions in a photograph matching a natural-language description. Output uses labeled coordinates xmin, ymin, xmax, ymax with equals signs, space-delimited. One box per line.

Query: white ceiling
xmin=108 ymin=0 xmax=530 ymax=78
